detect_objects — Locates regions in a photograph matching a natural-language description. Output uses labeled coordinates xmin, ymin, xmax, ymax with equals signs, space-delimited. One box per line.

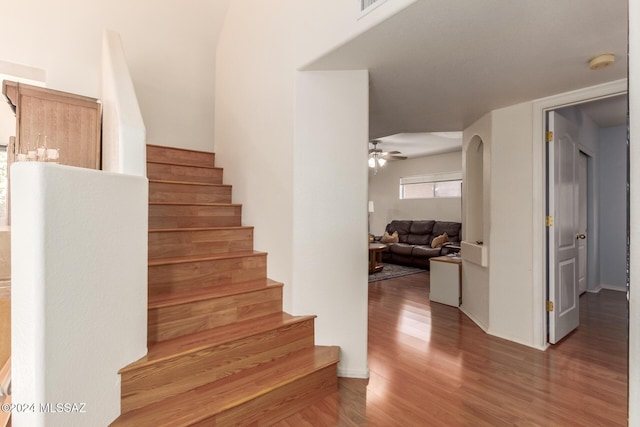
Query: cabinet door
xmin=430 ymin=260 xmax=460 ymax=307
xmin=3 ymin=80 xmax=102 ymax=169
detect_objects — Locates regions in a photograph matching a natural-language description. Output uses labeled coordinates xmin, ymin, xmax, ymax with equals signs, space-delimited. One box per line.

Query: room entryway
xmin=545 ymin=93 xmax=628 ymax=344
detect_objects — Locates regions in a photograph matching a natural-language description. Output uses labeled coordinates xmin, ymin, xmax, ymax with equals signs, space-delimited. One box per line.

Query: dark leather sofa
xmin=380 ymin=220 xmax=462 ymax=269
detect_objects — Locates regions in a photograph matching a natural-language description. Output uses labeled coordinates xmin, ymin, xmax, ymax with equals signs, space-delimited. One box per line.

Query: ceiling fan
xmin=368 ymin=139 xmax=407 ymax=174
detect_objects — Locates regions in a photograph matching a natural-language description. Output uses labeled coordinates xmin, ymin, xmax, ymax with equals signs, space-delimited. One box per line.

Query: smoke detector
xmin=588 ymin=53 xmax=615 ymax=70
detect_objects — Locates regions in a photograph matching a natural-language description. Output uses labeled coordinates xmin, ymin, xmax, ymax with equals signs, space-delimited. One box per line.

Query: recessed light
xmin=588 ymin=53 xmax=615 ymax=70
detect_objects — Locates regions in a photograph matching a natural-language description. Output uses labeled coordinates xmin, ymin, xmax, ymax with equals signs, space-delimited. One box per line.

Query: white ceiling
xmin=576 ymin=95 xmax=627 ymax=128
xmin=372 ymin=132 xmax=462 ymax=158
xmin=305 ymin=0 xmax=628 ymax=144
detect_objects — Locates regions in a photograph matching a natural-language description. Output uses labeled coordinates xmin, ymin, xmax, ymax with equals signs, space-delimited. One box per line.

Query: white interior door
xmin=547 ymin=111 xmax=580 ymax=344
xmin=578 ymin=152 xmax=588 ymax=294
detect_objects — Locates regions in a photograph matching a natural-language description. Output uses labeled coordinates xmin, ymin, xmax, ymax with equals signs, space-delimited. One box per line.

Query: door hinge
xmin=546 ymin=301 xmax=554 ymax=312
xmin=545 ymin=216 xmax=554 ymax=227
xmin=546 ymin=131 xmax=553 ymax=142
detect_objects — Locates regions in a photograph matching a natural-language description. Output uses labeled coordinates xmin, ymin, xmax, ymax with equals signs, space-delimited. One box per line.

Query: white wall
xmin=0 ymin=0 xmax=230 ymax=151
xmin=460 ymin=113 xmax=491 ymax=331
xmin=215 ymin=0 xmax=416 ymax=378
xmin=368 ymin=151 xmax=462 ymax=235
xmin=215 ymin=0 xmax=415 ymax=316
xmin=597 ymin=125 xmax=627 ymax=290
xmin=294 ymin=70 xmax=369 ymax=378
xmin=488 ymin=102 xmax=535 ymax=345
xmin=11 ymin=163 xmax=147 ymax=426
xmin=101 ymin=30 xmax=146 ymax=176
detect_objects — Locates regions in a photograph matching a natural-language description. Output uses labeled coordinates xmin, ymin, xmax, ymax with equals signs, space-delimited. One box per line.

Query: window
xmin=359 ymin=0 xmax=388 ymax=16
xmin=399 ymin=172 xmax=462 ymax=200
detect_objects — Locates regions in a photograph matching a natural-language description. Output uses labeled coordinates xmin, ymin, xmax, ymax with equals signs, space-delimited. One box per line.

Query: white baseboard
xmin=459 ymin=306 xmax=488 ymax=332
xmin=459 ymin=307 xmax=546 ymax=350
xmin=487 ymin=328 xmax=547 ymax=351
xmin=338 ymin=367 xmax=370 ymax=379
xmin=588 ymin=284 xmax=627 ymax=293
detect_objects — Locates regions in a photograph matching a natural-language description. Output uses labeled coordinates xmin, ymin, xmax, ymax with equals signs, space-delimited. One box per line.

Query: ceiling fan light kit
xmin=368 ymin=139 xmax=407 ymax=174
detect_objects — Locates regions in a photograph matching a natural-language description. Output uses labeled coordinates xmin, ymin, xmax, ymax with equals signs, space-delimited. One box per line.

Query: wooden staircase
xmin=111 ymin=145 xmax=339 ymax=426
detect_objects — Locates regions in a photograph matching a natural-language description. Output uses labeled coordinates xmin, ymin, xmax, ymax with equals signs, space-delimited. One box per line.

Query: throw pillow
xmin=381 ymin=231 xmax=399 ymax=244
xmin=431 ymin=232 xmax=449 ymax=248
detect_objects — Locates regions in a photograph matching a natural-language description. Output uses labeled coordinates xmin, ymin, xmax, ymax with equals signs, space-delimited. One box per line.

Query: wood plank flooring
xmin=277 ymin=272 xmax=628 ymax=426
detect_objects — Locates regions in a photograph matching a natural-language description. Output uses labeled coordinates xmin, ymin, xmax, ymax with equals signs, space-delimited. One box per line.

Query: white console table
xmin=429 ymin=255 xmax=462 ymax=307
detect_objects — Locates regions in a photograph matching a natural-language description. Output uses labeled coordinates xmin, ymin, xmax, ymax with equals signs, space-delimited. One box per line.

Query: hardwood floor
xmin=277 ymin=272 xmax=628 ymax=426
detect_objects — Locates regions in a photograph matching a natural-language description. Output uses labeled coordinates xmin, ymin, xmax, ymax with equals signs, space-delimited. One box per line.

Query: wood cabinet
xmin=2 ymin=80 xmax=102 ymax=169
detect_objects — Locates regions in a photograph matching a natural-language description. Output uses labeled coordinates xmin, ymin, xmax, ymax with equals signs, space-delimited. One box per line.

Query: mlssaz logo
xmin=40 ymin=403 xmax=87 ymax=413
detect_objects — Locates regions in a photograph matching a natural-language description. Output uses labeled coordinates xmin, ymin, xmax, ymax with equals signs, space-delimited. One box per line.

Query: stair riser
xmin=121 ymin=319 xmax=316 ymax=413
xmin=148 ymin=255 xmax=267 ymax=297
xmin=199 ymin=364 xmax=338 ymax=426
xmin=149 ymin=182 xmax=232 ymax=204
xmin=148 ymin=287 xmax=283 ymax=342
xmin=147 ymin=163 xmax=222 ymax=184
xmin=149 ymin=205 xmax=242 ymax=229
xmin=148 ymin=228 xmax=253 ymax=260
xmin=147 ymin=145 xmax=215 ymax=168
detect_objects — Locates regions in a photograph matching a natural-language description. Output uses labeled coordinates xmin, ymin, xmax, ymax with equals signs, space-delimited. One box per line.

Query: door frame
xmin=531 ymin=78 xmax=627 ymax=349
xmin=577 ymin=148 xmax=594 ymax=295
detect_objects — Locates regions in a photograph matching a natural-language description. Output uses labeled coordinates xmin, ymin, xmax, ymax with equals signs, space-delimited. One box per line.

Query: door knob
xmin=576 ymin=233 xmax=586 ymax=240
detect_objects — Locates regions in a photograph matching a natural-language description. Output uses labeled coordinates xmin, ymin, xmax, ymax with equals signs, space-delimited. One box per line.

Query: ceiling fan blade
xmin=386 ymin=150 xmax=402 ymax=155
xmin=383 ymin=155 xmax=408 ymax=160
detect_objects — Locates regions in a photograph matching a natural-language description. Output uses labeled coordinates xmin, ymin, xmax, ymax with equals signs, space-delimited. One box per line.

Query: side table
xmin=368 ymin=243 xmax=386 ymax=274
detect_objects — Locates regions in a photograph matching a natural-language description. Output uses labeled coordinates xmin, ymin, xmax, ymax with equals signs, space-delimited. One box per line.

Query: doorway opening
xmin=544 ymin=93 xmax=628 ymax=344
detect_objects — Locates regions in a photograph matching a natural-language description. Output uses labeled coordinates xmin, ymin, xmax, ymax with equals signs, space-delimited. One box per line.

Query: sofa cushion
xmin=412 ymin=245 xmax=441 ymax=258
xmin=409 ymin=220 xmax=435 ymax=235
xmin=381 ymin=231 xmax=399 ymax=244
xmin=388 ymin=243 xmax=414 ymax=256
xmin=386 ymin=220 xmax=412 ymax=243
xmin=432 ymin=221 xmax=462 ymax=243
xmin=403 ymin=220 xmax=434 ymax=245
xmin=406 ymin=233 xmax=430 ymax=245
xmin=431 ymin=232 xmax=449 ymax=248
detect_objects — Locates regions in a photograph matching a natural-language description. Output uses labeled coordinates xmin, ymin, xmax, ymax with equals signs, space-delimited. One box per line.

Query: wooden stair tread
xmin=148 ymin=225 xmax=253 ymax=233
xmin=147 ymin=160 xmax=221 ymax=170
xmin=148 ymin=250 xmax=267 ymax=266
xmin=148 ymin=278 xmax=282 ymax=309
xmin=149 ymin=201 xmax=241 ymax=207
xmin=112 ymin=346 xmax=339 ymax=427
xmin=121 ymin=313 xmax=318 ymax=371
xmin=149 ymin=179 xmax=231 ymax=188
xmin=147 ymin=144 xmax=213 ymax=155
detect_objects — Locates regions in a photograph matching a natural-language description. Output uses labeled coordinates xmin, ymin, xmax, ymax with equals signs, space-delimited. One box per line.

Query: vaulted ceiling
xmin=305 ymin=0 xmax=628 ymax=140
